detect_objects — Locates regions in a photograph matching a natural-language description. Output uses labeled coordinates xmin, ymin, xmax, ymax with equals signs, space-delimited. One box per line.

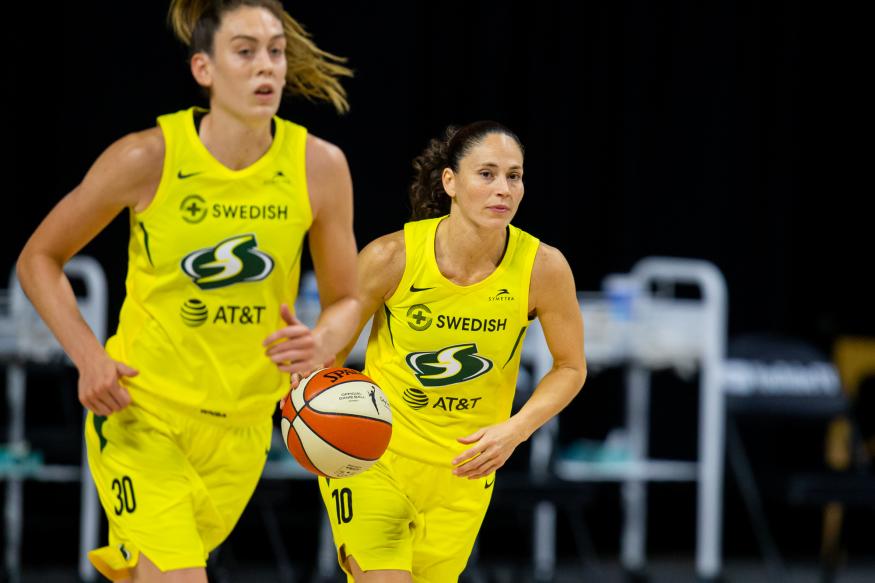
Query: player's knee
xmin=346 ymin=553 xmax=366 ymax=579
xmin=130 ymin=552 xmax=207 ymax=582
xmin=347 ymin=554 xmax=412 ymax=582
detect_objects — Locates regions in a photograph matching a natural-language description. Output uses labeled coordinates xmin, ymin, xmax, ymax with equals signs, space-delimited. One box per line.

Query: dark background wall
xmin=8 ymin=1 xmax=863 ymax=344
xmin=5 ymin=0 xmax=869 ymax=571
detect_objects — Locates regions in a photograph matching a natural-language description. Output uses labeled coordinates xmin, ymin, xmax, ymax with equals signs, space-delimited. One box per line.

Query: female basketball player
xmin=16 ymin=1 xmax=359 ymax=581
xmin=317 ymin=122 xmax=587 ymax=582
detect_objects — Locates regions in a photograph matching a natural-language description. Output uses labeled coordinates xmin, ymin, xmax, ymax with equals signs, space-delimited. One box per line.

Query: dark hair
xmin=185 ymin=1 xmax=281 ymax=57
xmin=409 ymin=121 xmax=524 ymax=220
xmin=168 ymin=0 xmax=352 ymax=113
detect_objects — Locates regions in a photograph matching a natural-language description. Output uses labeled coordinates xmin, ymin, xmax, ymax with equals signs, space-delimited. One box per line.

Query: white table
xmin=522 ymin=257 xmax=728 ymax=581
xmin=1 ymin=256 xmax=106 ymax=583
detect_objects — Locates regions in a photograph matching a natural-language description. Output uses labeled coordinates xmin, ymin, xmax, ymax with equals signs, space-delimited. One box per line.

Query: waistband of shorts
xmin=132 ymin=389 xmax=274 ymax=428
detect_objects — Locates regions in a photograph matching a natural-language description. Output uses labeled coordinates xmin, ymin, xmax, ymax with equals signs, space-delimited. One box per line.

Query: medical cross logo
xmin=180 ymin=194 xmax=207 ymax=224
xmin=406 ymin=304 xmax=433 ymax=331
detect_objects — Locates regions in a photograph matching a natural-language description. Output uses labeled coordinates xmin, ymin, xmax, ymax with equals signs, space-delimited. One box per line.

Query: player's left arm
xmin=305 ymin=135 xmax=362 ymax=366
xmin=264 ymin=135 xmax=360 ymax=374
xmin=453 ymin=244 xmax=586 ymax=478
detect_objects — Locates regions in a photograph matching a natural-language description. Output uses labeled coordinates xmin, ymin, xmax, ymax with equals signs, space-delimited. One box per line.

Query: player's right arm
xmin=334 ymin=230 xmax=406 ymax=366
xmin=16 ymin=129 xmax=164 ymax=415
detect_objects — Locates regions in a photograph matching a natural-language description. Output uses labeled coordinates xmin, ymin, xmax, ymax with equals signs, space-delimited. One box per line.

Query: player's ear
xmin=190 ymin=51 xmax=213 ymax=89
xmin=441 ymin=168 xmax=456 ymax=199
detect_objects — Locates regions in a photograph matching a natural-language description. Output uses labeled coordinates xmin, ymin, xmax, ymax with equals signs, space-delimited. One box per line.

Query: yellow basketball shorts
xmin=318 ymin=450 xmax=495 ymax=582
xmin=84 ymin=403 xmax=271 ymax=580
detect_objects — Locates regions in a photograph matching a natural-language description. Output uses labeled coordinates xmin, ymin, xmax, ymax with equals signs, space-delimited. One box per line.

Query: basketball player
xmin=16 ymin=1 xmax=359 ymax=580
xmin=317 ymin=122 xmax=587 ymax=582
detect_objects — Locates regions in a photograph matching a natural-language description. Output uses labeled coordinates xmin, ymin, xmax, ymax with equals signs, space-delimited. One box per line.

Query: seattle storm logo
xmin=181 ymin=234 xmax=274 ymax=290
xmin=405 ymin=343 xmax=493 ymax=387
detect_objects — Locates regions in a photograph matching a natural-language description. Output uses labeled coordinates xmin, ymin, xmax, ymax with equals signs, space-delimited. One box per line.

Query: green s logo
xmin=182 ymin=234 xmax=274 ymax=290
xmin=405 ymin=343 xmax=493 ymax=387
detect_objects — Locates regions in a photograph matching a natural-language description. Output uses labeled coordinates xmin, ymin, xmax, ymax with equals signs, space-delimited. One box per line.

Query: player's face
xmin=445 ymin=133 xmax=525 ymax=229
xmin=199 ymin=6 xmax=287 ymax=121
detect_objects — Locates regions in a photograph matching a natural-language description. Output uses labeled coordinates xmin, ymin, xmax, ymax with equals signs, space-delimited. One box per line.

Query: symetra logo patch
xmin=488 ymin=288 xmax=515 ymax=302
xmin=181 ymin=234 xmax=274 ymax=290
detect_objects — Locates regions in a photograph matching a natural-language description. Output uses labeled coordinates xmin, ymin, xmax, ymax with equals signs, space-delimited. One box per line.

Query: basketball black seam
xmin=303 ymin=404 xmax=393 ymax=427
xmin=296 ymin=408 xmax=385 ymax=462
xmin=303 ymin=378 xmax=376 ymax=403
xmin=286 ymin=417 xmax=325 ymax=476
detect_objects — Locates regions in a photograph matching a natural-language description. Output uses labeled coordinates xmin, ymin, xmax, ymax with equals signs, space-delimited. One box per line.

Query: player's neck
xmin=197 ymin=107 xmax=274 ymax=171
xmin=435 ymin=216 xmax=508 ymax=285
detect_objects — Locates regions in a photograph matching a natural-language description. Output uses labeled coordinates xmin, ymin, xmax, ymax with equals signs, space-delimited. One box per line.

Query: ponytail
xmin=409 ymin=126 xmax=456 ymax=221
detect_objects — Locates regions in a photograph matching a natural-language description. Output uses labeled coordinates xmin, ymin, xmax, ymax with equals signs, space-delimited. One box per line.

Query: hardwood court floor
xmin=18 ymin=559 xmax=875 ymax=583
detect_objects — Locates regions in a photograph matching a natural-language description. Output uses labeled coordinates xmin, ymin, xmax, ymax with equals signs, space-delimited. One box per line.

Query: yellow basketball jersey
xmin=363 ymin=217 xmax=540 ymax=466
xmin=105 ymin=107 xmax=311 ymax=425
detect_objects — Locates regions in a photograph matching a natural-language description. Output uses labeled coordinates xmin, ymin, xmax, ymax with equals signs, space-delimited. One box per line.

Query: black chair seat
xmin=787 ymin=471 xmax=875 ymax=506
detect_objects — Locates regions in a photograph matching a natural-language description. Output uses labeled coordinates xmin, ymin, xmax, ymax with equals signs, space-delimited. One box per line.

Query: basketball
xmin=280 ymin=367 xmax=393 ymax=478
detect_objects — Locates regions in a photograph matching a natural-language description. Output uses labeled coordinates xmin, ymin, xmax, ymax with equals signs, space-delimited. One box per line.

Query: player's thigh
xmin=318 ymin=465 xmax=418 ymax=574
xmin=85 ymin=408 xmax=208 ymax=572
xmin=412 ymin=474 xmax=495 ymax=582
xmin=188 ymin=416 xmax=272 ymax=551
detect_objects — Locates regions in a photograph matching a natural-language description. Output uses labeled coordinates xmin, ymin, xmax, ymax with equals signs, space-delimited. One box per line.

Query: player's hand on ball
xmin=78 ymin=354 xmax=137 ymax=415
xmin=279 ymin=372 xmax=304 ymax=410
xmin=452 ymin=420 xmax=526 ymax=479
xmin=278 ymin=355 xmax=335 ymax=410
xmin=263 ymin=304 xmax=326 ymax=374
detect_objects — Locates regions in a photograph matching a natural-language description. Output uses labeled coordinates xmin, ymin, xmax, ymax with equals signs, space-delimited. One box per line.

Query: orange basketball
xmin=280 ymin=367 xmax=392 ymax=478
